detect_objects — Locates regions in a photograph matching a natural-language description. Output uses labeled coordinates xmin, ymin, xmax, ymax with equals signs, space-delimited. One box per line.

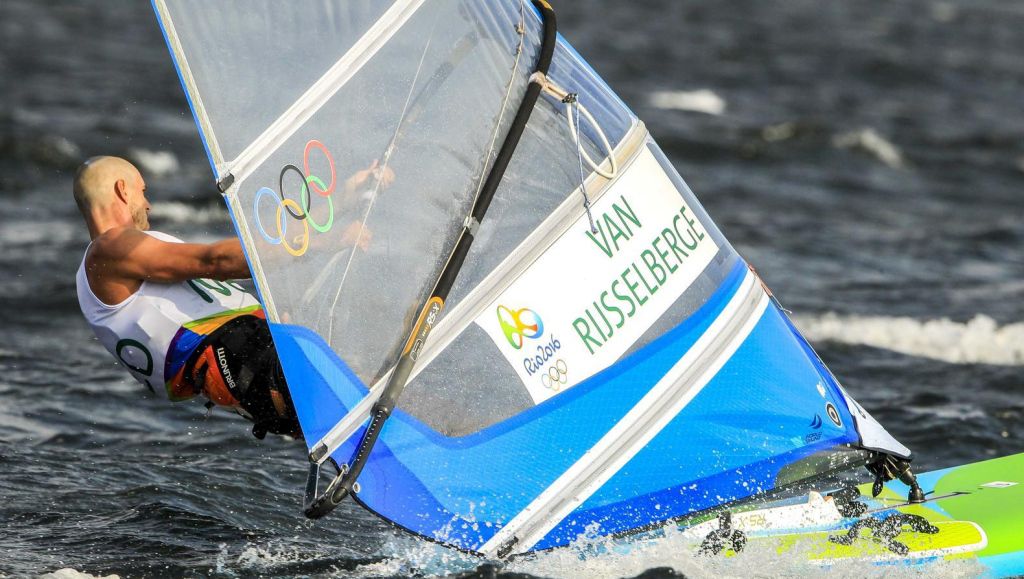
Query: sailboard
xmin=152 ymin=0 xmax=926 ymax=559
xmin=670 ymin=452 xmax=1024 ymax=576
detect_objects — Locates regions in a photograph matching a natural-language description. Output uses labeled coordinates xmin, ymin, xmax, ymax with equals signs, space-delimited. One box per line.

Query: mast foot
xmin=867 ymin=454 xmax=926 ymax=504
xmin=901 ymin=470 xmax=926 ymax=504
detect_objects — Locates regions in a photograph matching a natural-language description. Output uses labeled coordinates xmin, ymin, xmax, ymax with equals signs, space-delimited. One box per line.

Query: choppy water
xmin=1 ymin=0 xmax=1022 ymax=577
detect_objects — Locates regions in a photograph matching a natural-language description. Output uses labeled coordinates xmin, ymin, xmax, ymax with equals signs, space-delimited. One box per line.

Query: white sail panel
xmin=398 ymin=135 xmax=741 ymax=436
xmin=161 ymin=0 xmax=397 ymax=166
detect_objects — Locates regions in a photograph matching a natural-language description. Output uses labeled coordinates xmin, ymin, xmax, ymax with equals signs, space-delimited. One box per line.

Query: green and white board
xmin=678 ymin=453 xmax=1024 ymax=576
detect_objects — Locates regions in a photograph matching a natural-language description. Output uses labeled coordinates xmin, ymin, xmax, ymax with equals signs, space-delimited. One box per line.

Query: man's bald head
xmin=74 ymin=156 xmax=151 ymax=236
xmin=73 ymin=156 xmax=141 ymax=209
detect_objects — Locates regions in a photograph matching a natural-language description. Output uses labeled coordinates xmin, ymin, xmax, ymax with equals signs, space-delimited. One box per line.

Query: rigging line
xmin=568 ymin=95 xmax=598 ymax=233
xmin=532 ymin=73 xmax=619 ymax=180
xmin=326 ymin=7 xmax=443 ymax=348
xmin=470 ymin=0 xmax=528 ymax=207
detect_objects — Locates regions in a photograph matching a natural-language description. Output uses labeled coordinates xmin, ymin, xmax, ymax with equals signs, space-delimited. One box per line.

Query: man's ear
xmin=114 ymin=178 xmax=128 ymax=203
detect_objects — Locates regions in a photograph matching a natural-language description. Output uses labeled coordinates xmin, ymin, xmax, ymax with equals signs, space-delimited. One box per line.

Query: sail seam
xmin=480 ymin=271 xmax=769 ymax=557
xmin=226 ymin=0 xmax=428 ymax=187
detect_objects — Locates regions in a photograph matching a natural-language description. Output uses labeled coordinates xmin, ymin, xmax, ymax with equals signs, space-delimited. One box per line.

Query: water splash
xmin=37 ymin=571 xmax=119 ymax=579
xmin=341 ymin=520 xmax=989 ymax=579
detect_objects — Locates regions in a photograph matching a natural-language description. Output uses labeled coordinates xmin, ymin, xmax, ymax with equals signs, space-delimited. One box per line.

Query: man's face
xmin=127 ymin=170 xmax=151 ymax=230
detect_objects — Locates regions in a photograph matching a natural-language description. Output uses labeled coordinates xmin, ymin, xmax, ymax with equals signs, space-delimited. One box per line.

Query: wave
xmin=793 ymin=313 xmax=1024 ymax=366
xmin=649 ymin=89 xmax=726 ymax=115
xmin=831 ymin=128 xmax=904 ymax=168
xmin=126 ymin=148 xmax=180 ymax=177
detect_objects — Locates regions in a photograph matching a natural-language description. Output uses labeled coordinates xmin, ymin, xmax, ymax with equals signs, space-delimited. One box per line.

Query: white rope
xmin=532 ymin=73 xmax=618 ymax=180
xmin=571 ymin=97 xmax=598 ymax=233
xmin=470 ymin=0 xmax=528 ymax=207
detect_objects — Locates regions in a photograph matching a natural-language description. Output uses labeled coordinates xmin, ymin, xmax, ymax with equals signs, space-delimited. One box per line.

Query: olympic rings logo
xmin=541 ymin=359 xmax=568 ymax=391
xmin=253 ymin=139 xmax=337 ymax=257
xmin=497 ymin=305 xmax=544 ymax=349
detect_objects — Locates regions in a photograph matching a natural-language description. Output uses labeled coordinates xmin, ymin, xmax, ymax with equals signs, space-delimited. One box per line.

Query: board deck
xmin=680 ymin=453 xmax=1024 ymax=576
xmin=863 ymin=452 xmax=1024 ymax=576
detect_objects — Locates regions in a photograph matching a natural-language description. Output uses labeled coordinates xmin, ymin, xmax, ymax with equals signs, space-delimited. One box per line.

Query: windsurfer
xmin=71 ymin=156 xmax=387 ymax=439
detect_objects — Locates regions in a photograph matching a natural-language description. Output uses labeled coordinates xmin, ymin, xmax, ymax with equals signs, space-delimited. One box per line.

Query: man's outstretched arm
xmin=91 ymin=227 xmax=251 ymax=284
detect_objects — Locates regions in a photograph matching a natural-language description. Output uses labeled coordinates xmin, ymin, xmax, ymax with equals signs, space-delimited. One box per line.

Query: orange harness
xmin=178 ymin=314 xmax=299 ymax=438
xmin=188 ymin=344 xmax=290 ymax=419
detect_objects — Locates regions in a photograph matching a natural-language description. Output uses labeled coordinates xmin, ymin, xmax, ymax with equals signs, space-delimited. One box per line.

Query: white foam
xmin=762 ymin=122 xmax=798 ymax=142
xmin=148 ymin=201 xmax=229 ymax=225
xmin=214 ymin=541 xmax=338 ymax=577
xmin=38 ymin=570 xmax=119 ymax=579
xmin=832 ymin=128 xmax=904 ymax=168
xmin=127 ymin=148 xmax=180 ymax=178
xmin=511 ymin=522 xmax=984 ymax=579
xmin=351 ymin=522 xmax=985 ymax=579
xmin=649 ymin=90 xmax=727 ymax=115
xmin=794 ymin=313 xmax=1024 ymax=366
xmin=931 ymin=2 xmax=958 ymax=23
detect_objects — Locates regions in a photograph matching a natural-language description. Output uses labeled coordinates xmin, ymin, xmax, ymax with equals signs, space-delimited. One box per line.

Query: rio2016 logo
xmin=496 ymin=305 xmax=544 ymax=349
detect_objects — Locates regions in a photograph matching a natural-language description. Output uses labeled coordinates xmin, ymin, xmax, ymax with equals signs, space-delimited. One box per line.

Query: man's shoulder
xmin=87 ymin=226 xmax=146 ymax=261
xmin=89 ymin=229 xmax=182 ymax=260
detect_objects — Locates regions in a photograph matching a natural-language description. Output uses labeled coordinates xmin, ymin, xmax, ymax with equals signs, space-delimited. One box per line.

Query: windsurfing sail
xmin=152 ymin=0 xmax=915 ymax=558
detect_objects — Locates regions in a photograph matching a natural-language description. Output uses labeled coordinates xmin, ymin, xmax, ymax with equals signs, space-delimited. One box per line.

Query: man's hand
xmin=345 ymin=160 xmax=396 ymax=195
xmin=340 ymin=220 xmax=372 ymax=251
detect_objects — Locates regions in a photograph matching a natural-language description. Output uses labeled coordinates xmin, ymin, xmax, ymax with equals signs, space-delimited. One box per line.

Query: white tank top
xmin=76 ymin=230 xmax=260 ymax=399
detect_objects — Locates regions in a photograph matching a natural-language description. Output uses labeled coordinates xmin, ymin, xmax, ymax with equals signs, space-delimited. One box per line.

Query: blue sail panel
xmin=271 ymin=262 xmax=743 ymax=549
xmin=272 ymin=260 xmax=862 ymax=554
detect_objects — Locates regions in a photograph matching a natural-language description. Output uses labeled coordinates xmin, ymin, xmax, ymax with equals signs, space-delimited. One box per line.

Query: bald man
xmin=73 ymin=156 xmax=300 ymax=439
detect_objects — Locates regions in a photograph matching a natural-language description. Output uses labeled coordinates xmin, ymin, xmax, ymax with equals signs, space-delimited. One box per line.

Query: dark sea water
xmin=1 ymin=0 xmax=1022 ymax=577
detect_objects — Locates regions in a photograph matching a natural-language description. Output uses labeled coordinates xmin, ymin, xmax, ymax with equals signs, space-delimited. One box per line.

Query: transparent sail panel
xmin=162 ymin=0 xmax=395 ymax=164
xmin=227 ymin=0 xmax=539 ymax=385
